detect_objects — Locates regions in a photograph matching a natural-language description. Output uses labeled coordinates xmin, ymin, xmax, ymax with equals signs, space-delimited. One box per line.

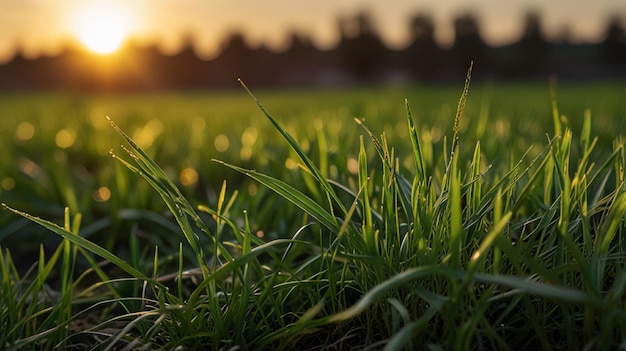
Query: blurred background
xmin=1 ymin=0 xmax=625 ymax=91
xmin=1 ymin=0 xmax=625 ymax=271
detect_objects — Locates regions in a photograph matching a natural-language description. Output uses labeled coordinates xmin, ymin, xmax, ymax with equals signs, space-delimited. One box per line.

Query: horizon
xmin=1 ymin=0 xmax=624 ymax=63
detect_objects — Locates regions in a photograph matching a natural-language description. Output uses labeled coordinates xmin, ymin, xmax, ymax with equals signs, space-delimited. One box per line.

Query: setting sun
xmin=70 ymin=1 xmax=133 ymax=55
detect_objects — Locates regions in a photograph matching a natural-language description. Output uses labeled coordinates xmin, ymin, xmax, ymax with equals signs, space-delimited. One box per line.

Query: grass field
xmin=1 ymin=78 xmax=626 ymax=349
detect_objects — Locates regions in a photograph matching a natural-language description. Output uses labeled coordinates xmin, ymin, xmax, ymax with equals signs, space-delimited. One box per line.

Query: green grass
xmin=1 ymin=77 xmax=626 ymax=349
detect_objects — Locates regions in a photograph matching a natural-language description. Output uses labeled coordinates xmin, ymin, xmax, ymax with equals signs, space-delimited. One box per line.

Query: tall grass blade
xmin=406 ymin=100 xmax=426 ymax=183
xmin=213 ymin=159 xmax=343 ymax=233
xmin=1 ymin=203 xmax=149 ymax=281
xmin=451 ymin=61 xmax=473 ymax=156
xmin=358 ymin=135 xmax=377 ymax=253
xmin=238 ymin=79 xmax=350 ymax=221
xmin=549 ymin=76 xmax=561 ymax=137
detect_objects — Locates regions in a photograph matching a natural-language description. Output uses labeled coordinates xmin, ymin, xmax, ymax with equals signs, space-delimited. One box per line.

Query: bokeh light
xmin=179 ymin=167 xmax=199 ymax=186
xmin=240 ymin=126 xmax=258 ymax=161
xmin=15 ymin=122 xmax=35 ymax=141
xmin=214 ymin=134 xmax=230 ymax=152
xmin=55 ymin=129 xmax=77 ymax=148
xmin=1 ymin=177 xmax=15 ymax=191
xmin=93 ymin=186 xmax=112 ymax=202
xmin=89 ymin=106 xmax=109 ymax=130
xmin=347 ymin=157 xmax=359 ymax=175
xmin=133 ymin=120 xmax=163 ymax=149
xmin=285 ymin=158 xmax=298 ymax=170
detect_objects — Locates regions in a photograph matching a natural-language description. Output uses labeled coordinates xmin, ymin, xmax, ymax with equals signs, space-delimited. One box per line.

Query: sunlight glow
xmin=2 ymin=177 xmax=15 ymax=191
xmin=214 ymin=134 xmax=230 ymax=152
xmin=55 ymin=129 xmax=76 ymax=148
xmin=70 ymin=1 xmax=133 ymax=54
xmin=179 ymin=168 xmax=199 ymax=187
xmin=15 ymin=122 xmax=35 ymax=141
xmin=93 ymin=186 xmax=111 ymax=202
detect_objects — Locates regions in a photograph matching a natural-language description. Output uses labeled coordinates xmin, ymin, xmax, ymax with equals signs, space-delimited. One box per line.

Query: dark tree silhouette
xmin=336 ymin=11 xmax=386 ymax=82
xmin=0 ymin=9 xmax=625 ymax=90
xmin=166 ymin=34 xmax=206 ymax=89
xmin=277 ymin=31 xmax=324 ymax=85
xmin=602 ymin=17 xmax=626 ymax=66
xmin=451 ymin=13 xmax=488 ymax=71
xmin=515 ymin=12 xmax=549 ymax=76
xmin=212 ymin=31 xmax=256 ymax=85
xmin=404 ymin=14 xmax=443 ymax=80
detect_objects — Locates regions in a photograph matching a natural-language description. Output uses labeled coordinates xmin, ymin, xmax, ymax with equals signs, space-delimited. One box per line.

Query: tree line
xmin=1 ymin=10 xmax=625 ymax=91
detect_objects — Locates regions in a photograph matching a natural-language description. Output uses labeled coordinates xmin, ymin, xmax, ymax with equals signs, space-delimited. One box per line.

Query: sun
xmin=70 ymin=1 xmax=133 ymax=55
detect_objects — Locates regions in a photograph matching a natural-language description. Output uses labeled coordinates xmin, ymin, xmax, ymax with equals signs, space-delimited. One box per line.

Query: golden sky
xmin=0 ymin=0 xmax=623 ymax=62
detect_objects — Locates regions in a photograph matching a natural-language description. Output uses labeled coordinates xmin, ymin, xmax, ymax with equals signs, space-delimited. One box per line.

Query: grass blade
xmin=239 ymin=79 xmax=350 ymax=220
xmin=1 ymin=203 xmax=157 ymax=284
xmin=214 ymin=159 xmax=345 ymax=234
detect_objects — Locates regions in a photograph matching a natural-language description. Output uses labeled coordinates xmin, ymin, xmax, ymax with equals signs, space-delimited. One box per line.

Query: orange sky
xmin=0 ymin=0 xmax=623 ymax=62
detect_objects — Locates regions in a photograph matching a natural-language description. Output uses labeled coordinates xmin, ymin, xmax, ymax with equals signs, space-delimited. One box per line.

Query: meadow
xmin=1 ymin=77 xmax=626 ymax=349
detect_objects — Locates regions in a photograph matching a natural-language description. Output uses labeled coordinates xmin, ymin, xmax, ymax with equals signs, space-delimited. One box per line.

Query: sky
xmin=0 ymin=0 xmax=624 ymax=62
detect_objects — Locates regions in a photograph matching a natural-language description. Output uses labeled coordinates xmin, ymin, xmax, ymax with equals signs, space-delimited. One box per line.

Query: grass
xmin=1 ymin=74 xmax=626 ymax=349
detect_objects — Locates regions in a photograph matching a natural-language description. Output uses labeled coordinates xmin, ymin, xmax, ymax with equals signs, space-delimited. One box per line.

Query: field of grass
xmin=1 ymin=77 xmax=626 ymax=350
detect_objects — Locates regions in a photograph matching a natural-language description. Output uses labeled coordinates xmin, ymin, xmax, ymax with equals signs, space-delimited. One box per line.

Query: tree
xmin=335 ymin=11 xmax=387 ymax=82
xmin=515 ymin=12 xmax=549 ymax=75
xmin=602 ymin=17 xmax=626 ymax=66
xmin=451 ymin=13 xmax=487 ymax=70
xmin=405 ymin=14 xmax=443 ymax=80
